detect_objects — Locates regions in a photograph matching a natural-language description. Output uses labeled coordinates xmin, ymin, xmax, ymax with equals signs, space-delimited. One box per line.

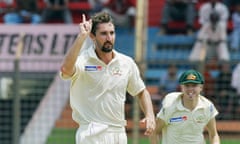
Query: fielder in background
xmin=150 ymin=69 xmax=220 ymax=144
xmin=60 ymin=12 xmax=155 ymax=144
xmin=189 ymin=0 xmax=229 ymax=62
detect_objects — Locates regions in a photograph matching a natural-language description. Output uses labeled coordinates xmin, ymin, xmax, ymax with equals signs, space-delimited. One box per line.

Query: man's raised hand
xmin=79 ymin=14 xmax=92 ymax=36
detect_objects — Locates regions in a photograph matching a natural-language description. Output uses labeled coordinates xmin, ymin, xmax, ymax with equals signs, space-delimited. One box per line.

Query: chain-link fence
xmin=0 ymin=59 xmax=70 ymax=144
xmin=1 ymin=26 xmax=240 ymax=144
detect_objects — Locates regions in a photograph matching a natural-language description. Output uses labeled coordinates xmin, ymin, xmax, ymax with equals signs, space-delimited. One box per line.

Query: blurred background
xmin=0 ymin=0 xmax=240 ymax=144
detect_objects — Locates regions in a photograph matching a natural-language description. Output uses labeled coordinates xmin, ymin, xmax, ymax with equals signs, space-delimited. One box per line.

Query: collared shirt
xmin=157 ymin=92 xmax=218 ymax=144
xmin=60 ymin=46 xmax=145 ymax=127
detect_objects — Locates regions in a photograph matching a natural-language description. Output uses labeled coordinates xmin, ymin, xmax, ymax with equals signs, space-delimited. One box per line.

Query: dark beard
xmin=101 ymin=42 xmax=113 ymax=53
xmin=101 ymin=47 xmax=112 ymax=53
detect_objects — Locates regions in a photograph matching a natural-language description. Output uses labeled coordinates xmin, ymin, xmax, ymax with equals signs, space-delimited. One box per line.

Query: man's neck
xmin=182 ymin=96 xmax=198 ymax=111
xmin=95 ymin=49 xmax=114 ymax=64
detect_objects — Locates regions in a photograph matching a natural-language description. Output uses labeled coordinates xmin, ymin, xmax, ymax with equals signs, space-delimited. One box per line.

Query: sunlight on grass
xmin=47 ymin=128 xmax=240 ymax=144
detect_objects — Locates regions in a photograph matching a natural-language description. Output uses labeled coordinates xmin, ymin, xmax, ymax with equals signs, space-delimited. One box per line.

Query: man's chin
xmin=101 ymin=48 xmax=113 ymax=53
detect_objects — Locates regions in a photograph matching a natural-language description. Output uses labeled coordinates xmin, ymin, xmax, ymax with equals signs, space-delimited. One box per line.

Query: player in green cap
xmin=150 ymin=69 xmax=220 ymax=144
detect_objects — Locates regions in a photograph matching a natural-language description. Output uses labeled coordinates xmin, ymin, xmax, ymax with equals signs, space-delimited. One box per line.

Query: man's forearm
xmin=61 ymin=34 xmax=87 ymax=76
xmin=138 ymin=89 xmax=155 ymax=118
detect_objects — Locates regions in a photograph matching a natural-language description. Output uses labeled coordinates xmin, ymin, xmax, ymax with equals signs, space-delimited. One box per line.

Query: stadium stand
xmin=0 ymin=0 xmax=16 ymax=23
xmin=148 ymin=0 xmax=165 ymax=26
xmin=0 ymin=0 xmax=92 ymax=24
xmin=68 ymin=0 xmax=92 ymax=23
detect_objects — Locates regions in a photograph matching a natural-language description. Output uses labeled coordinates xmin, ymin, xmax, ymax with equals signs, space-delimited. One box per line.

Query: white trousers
xmin=189 ymin=41 xmax=230 ymax=61
xmin=75 ymin=122 xmax=127 ymax=144
xmin=189 ymin=22 xmax=230 ymax=61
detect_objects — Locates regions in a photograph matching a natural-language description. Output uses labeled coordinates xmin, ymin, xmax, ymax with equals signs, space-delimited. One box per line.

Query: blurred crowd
xmin=1 ymin=0 xmax=237 ymax=54
xmin=0 ymin=0 xmax=136 ymax=29
xmin=160 ymin=0 xmax=240 ymax=53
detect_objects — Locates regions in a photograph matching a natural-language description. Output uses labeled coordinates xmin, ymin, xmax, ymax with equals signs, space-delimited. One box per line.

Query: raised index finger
xmin=82 ymin=14 xmax=86 ymax=22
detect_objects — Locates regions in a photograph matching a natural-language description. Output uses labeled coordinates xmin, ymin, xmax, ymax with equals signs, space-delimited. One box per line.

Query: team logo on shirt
xmin=111 ymin=67 xmax=122 ymax=76
xmin=194 ymin=115 xmax=205 ymax=123
xmin=170 ymin=116 xmax=187 ymax=123
xmin=85 ymin=65 xmax=103 ymax=71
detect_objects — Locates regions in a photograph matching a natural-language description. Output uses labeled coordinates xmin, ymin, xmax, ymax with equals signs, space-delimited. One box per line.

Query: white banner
xmin=0 ymin=24 xmax=80 ymax=60
xmin=0 ymin=24 xmax=93 ymax=72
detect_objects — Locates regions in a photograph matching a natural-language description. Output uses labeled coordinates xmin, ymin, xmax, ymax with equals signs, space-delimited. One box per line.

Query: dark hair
xmin=91 ymin=12 xmax=114 ymax=35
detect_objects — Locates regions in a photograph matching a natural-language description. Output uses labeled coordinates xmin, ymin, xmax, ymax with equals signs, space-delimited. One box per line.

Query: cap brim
xmin=180 ymin=80 xmax=202 ymax=84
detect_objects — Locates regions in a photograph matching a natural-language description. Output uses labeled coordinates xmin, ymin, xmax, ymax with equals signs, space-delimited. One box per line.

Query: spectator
xmin=215 ymin=62 xmax=236 ymax=120
xmin=189 ymin=0 xmax=230 ymax=62
xmin=222 ymin=0 xmax=235 ymax=8
xmin=3 ymin=0 xmax=41 ymax=24
xmin=0 ymin=0 xmax=14 ymax=10
xmin=158 ymin=64 xmax=179 ymax=96
xmin=159 ymin=0 xmax=197 ymax=35
xmin=0 ymin=0 xmax=12 ymax=5
xmin=158 ymin=64 xmax=180 ymax=109
xmin=230 ymin=2 xmax=240 ymax=50
xmin=231 ymin=62 xmax=240 ymax=119
xmin=231 ymin=63 xmax=240 ymax=96
xmin=102 ymin=0 xmax=136 ymax=29
xmin=41 ymin=0 xmax=73 ymax=24
xmin=0 ymin=0 xmax=14 ymax=16
xmin=88 ymin=0 xmax=108 ymax=14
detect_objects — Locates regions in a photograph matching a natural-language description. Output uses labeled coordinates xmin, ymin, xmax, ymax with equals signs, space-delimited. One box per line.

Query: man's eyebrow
xmin=99 ymin=30 xmax=115 ymax=34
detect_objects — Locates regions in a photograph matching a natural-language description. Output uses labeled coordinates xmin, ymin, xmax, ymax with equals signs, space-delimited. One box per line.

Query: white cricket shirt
xmin=61 ymin=46 xmax=145 ymax=127
xmin=157 ymin=92 xmax=218 ymax=144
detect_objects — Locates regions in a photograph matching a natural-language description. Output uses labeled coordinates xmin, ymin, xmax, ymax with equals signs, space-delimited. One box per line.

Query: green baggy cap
xmin=179 ymin=69 xmax=204 ymax=84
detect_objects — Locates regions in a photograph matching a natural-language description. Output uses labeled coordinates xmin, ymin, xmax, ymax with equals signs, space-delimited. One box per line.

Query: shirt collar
xmin=87 ymin=45 xmax=98 ymax=59
xmin=176 ymin=94 xmax=185 ymax=111
xmin=195 ymin=95 xmax=206 ymax=109
xmin=176 ymin=94 xmax=205 ymax=111
xmin=87 ymin=45 xmax=118 ymax=61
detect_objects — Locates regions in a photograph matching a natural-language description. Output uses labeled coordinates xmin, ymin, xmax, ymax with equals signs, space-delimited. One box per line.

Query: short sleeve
xmin=156 ymin=107 xmax=168 ymax=125
xmin=127 ymin=60 xmax=145 ymax=96
xmin=209 ymin=104 xmax=219 ymax=120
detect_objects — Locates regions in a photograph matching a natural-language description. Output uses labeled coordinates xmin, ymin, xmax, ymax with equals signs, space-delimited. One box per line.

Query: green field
xmin=47 ymin=128 xmax=240 ymax=144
